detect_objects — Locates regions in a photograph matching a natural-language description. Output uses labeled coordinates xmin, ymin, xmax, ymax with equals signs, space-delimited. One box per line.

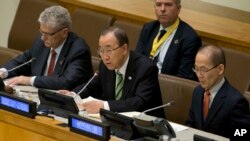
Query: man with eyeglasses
xmin=135 ymin=0 xmax=201 ymax=81
xmin=0 ymin=5 xmax=93 ymax=90
xmin=60 ymin=26 xmax=164 ymax=118
xmin=186 ymin=45 xmax=250 ymax=139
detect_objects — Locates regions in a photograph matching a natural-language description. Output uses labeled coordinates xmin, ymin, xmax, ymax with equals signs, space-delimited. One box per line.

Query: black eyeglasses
xmin=97 ymin=45 xmax=123 ymax=56
xmin=192 ymin=64 xmax=220 ymax=75
xmin=39 ymin=27 xmax=66 ymax=37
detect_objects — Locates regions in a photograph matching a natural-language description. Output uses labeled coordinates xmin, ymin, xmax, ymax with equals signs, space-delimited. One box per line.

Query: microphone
xmin=142 ymin=100 xmax=175 ymax=114
xmin=74 ymin=71 xmax=99 ymax=98
xmin=7 ymin=58 xmax=36 ymax=72
xmin=133 ymin=101 xmax=177 ymax=139
xmin=134 ymin=100 xmax=175 ymax=126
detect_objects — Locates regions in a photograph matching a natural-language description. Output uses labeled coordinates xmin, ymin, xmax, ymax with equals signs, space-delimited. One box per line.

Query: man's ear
xmin=217 ymin=64 xmax=225 ymax=75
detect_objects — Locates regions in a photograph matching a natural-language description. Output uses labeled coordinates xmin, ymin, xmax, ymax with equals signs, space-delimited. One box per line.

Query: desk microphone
xmin=142 ymin=100 xmax=175 ymax=114
xmin=7 ymin=58 xmax=36 ymax=72
xmin=74 ymin=71 xmax=99 ymax=98
xmin=133 ymin=101 xmax=176 ymax=139
xmin=134 ymin=100 xmax=175 ymax=126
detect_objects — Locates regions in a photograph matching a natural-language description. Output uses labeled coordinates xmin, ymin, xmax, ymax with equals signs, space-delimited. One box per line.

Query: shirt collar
xmin=116 ymin=54 xmax=130 ymax=76
xmin=159 ymin=25 xmax=167 ymax=33
xmin=209 ymin=77 xmax=225 ymax=97
xmin=51 ymin=39 xmax=66 ymax=54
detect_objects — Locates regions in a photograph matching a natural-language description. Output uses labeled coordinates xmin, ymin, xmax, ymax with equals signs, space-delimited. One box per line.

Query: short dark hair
xmin=175 ymin=0 xmax=181 ymax=5
xmin=100 ymin=26 xmax=129 ymax=47
xmin=198 ymin=44 xmax=226 ymax=68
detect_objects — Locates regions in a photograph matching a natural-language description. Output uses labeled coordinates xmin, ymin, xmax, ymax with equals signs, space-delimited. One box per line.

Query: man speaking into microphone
xmin=0 ymin=5 xmax=93 ymax=90
xmin=60 ymin=26 xmax=164 ymax=118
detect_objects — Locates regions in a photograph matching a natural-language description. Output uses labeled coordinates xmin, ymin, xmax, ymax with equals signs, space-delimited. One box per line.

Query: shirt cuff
xmin=104 ymin=101 xmax=110 ymax=110
xmin=30 ymin=76 xmax=36 ymax=86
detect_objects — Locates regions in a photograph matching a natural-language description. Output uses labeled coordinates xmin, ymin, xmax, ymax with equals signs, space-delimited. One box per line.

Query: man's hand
xmin=5 ymin=76 xmax=32 ymax=86
xmin=82 ymin=100 xmax=104 ymax=114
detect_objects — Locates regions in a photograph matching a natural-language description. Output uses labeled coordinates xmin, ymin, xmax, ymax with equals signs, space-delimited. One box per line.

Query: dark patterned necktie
xmin=47 ymin=49 xmax=56 ymax=76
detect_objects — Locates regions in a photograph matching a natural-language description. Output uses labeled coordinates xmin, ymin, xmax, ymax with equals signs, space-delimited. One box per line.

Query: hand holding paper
xmin=81 ymin=96 xmax=104 ymax=114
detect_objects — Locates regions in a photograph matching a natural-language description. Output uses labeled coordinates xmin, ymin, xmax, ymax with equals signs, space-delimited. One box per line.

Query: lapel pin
xmin=174 ymin=39 xmax=179 ymax=44
xmin=128 ymin=76 xmax=132 ymax=80
xmin=60 ymin=60 xmax=64 ymax=65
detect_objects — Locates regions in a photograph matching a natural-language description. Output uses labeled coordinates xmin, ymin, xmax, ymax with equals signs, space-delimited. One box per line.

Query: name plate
xmin=0 ymin=91 xmax=37 ymax=118
xmin=68 ymin=114 xmax=110 ymax=141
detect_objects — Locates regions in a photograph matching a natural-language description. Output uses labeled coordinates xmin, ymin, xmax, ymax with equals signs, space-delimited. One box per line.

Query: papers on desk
xmin=169 ymin=121 xmax=189 ymax=132
xmin=13 ymin=85 xmax=38 ymax=93
xmin=12 ymin=85 xmax=39 ymax=103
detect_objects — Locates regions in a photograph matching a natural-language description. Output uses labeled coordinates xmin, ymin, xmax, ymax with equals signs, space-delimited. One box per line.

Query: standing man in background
xmin=0 ymin=5 xmax=93 ymax=90
xmin=186 ymin=45 xmax=250 ymax=139
xmin=136 ymin=0 xmax=201 ymax=81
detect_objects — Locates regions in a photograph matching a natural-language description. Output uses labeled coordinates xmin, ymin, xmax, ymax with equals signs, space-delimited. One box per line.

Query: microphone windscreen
xmin=31 ymin=57 xmax=36 ymax=61
xmin=94 ymin=71 xmax=99 ymax=76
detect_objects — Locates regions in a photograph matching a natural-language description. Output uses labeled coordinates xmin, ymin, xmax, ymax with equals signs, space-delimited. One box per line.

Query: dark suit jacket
xmin=186 ymin=80 xmax=250 ymax=138
xmin=75 ymin=51 xmax=164 ymax=118
xmin=135 ymin=19 xmax=201 ymax=81
xmin=3 ymin=32 xmax=93 ymax=90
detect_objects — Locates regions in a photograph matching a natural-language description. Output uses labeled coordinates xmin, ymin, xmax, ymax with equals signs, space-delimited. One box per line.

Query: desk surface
xmin=0 ymin=109 xmax=121 ymax=141
xmin=0 ymin=109 xmax=229 ymax=141
xmin=0 ymin=86 xmax=229 ymax=141
xmin=54 ymin=0 xmax=250 ymax=53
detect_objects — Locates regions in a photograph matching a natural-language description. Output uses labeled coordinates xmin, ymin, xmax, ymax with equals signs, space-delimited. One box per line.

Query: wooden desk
xmin=0 ymin=109 xmax=120 ymax=141
xmin=1 ymin=86 xmax=228 ymax=141
xmin=0 ymin=109 xmax=228 ymax=141
xmin=51 ymin=0 xmax=250 ymax=53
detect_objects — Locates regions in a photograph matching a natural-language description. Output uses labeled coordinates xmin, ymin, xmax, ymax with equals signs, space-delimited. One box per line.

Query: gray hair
xmin=38 ymin=5 xmax=71 ymax=29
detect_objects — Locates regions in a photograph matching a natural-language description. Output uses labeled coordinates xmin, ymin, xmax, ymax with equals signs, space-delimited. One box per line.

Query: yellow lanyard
xmin=150 ymin=18 xmax=180 ymax=58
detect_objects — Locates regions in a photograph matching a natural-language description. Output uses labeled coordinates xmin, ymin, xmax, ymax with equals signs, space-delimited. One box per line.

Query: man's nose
xmin=160 ymin=5 xmax=166 ymax=11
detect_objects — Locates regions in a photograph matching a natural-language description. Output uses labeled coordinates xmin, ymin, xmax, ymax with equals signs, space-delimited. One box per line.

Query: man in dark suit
xmin=61 ymin=26 xmax=164 ymax=117
xmin=136 ymin=0 xmax=201 ymax=81
xmin=186 ymin=45 xmax=250 ymax=139
xmin=0 ymin=6 xmax=93 ymax=90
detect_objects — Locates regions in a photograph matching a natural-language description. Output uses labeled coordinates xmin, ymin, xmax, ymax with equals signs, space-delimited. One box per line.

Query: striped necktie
xmin=115 ymin=71 xmax=123 ymax=100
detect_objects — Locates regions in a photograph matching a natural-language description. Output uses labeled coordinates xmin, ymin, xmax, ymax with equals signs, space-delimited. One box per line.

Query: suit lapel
xmin=34 ymin=47 xmax=50 ymax=75
xmin=53 ymin=34 xmax=72 ymax=75
xmin=203 ymin=82 xmax=228 ymax=128
xmin=106 ymin=70 xmax=116 ymax=100
xmin=147 ymin=25 xmax=159 ymax=56
xmin=161 ymin=21 xmax=183 ymax=70
xmin=197 ymin=89 xmax=205 ymax=128
xmin=122 ymin=52 xmax=136 ymax=99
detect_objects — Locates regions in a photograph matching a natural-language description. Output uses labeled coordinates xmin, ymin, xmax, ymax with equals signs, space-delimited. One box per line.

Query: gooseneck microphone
xmin=74 ymin=71 xmax=99 ymax=98
xmin=7 ymin=58 xmax=36 ymax=72
xmin=142 ymin=100 xmax=175 ymax=114
xmin=134 ymin=100 xmax=175 ymax=126
xmin=133 ymin=100 xmax=177 ymax=139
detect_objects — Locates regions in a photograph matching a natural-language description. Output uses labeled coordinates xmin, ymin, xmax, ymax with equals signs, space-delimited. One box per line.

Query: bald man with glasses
xmin=0 ymin=5 xmax=93 ymax=90
xmin=186 ymin=45 xmax=250 ymax=139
